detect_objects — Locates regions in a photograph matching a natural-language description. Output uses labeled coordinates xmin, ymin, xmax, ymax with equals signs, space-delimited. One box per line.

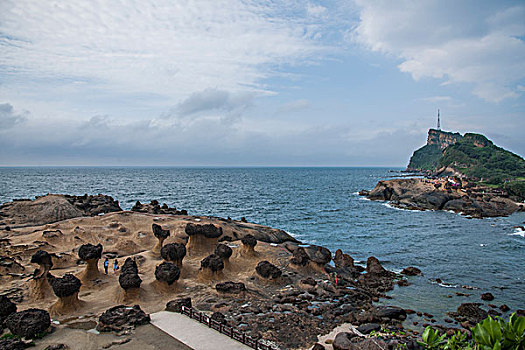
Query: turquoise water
xmin=1 ymin=167 xmax=523 ymax=321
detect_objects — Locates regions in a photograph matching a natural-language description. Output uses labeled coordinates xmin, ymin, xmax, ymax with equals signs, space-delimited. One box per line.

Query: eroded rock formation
xmin=199 ymin=254 xmax=224 ymax=280
xmin=241 ymin=234 xmax=257 ymax=256
xmin=214 ymin=244 xmax=232 ymax=265
xmin=47 ymin=273 xmax=83 ymax=315
xmin=185 ymin=223 xmax=223 ymax=255
xmin=96 ymin=305 xmax=150 ymax=332
xmin=77 ymin=243 xmax=103 ymax=282
xmin=160 ymin=243 xmax=186 ymax=267
xmin=29 ymin=250 xmax=53 ymax=300
xmin=256 ymin=261 xmax=281 ymax=280
xmin=4 ymin=308 xmax=51 ymax=338
xmin=152 ymin=224 xmax=170 ymax=255
xmin=155 ymin=262 xmax=180 ymax=286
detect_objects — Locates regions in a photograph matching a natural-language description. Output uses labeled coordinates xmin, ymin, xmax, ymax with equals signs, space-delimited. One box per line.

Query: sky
xmin=0 ymin=0 xmax=524 ymax=166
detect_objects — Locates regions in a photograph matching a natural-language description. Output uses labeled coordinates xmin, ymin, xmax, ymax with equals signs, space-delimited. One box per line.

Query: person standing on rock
xmin=104 ymin=258 xmax=109 ymax=275
xmin=113 ymin=259 xmax=119 ymax=273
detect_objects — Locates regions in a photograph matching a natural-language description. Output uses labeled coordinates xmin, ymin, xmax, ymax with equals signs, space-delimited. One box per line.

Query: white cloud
xmin=352 ymin=1 xmax=525 ymax=103
xmin=0 ymin=103 xmax=28 ymax=129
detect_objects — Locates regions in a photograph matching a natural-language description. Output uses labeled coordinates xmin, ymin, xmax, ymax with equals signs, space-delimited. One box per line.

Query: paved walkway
xmin=150 ymin=311 xmax=252 ymax=350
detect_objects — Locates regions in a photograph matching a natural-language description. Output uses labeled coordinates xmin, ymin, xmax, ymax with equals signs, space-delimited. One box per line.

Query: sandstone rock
xmin=78 ymin=243 xmax=103 ymax=261
xmin=97 ymin=305 xmax=150 ymax=332
xmin=120 ymin=258 xmax=139 ymax=275
xmin=119 ymin=272 xmax=142 ymax=290
xmin=152 ymin=224 xmax=170 ymax=240
xmin=47 ymin=274 xmax=81 ymax=297
xmin=165 ymin=298 xmax=192 ymax=313
xmin=185 ymin=223 xmax=222 ymax=239
xmin=400 ymin=267 xmax=422 ymax=276
xmin=215 ymin=281 xmax=246 ymax=294
xmin=160 ymin=243 xmax=186 ymax=266
xmin=366 ymin=257 xmax=387 ymax=275
xmin=241 ymin=234 xmax=257 ymax=247
xmin=5 ymin=308 xmax=51 ymax=338
xmin=256 ymin=261 xmax=281 ymax=279
xmin=290 ymin=247 xmax=310 ymax=266
xmin=200 ymin=254 xmax=224 ymax=272
xmin=308 ymin=246 xmax=331 ymax=266
xmin=214 ymin=244 xmax=232 ymax=260
xmin=155 ymin=262 xmax=180 ymax=285
xmin=0 ymin=295 xmax=17 ymax=325
xmin=30 ymin=250 xmax=53 ymax=278
xmin=334 ymin=249 xmax=354 ymax=268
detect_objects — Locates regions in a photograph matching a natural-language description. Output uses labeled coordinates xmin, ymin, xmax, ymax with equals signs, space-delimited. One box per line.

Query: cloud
xmin=172 ymin=89 xmax=253 ymax=117
xmin=276 ymin=99 xmax=310 ymax=113
xmin=352 ymin=1 xmax=525 ymax=102
xmin=0 ymin=103 xmax=28 ymax=129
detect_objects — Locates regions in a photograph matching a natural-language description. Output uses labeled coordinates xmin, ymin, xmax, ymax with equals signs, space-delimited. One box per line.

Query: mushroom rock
xmin=255 ymin=261 xmax=282 ymax=280
xmin=152 ymin=224 xmax=170 ymax=255
xmin=155 ymin=262 xmax=180 ymax=286
xmin=185 ymin=223 xmax=223 ymax=255
xmin=47 ymin=273 xmax=83 ymax=316
xmin=117 ymin=258 xmax=142 ymax=302
xmin=215 ymin=281 xmax=246 ymax=295
xmin=160 ymin=243 xmax=186 ymax=267
xmin=0 ymin=295 xmax=17 ymax=327
xmin=290 ymin=247 xmax=310 ymax=267
xmin=29 ymin=250 xmax=53 ymax=301
xmin=214 ymin=244 xmax=232 ymax=264
xmin=77 ymin=243 xmax=103 ymax=282
xmin=334 ymin=249 xmax=354 ymax=268
xmin=199 ymin=254 xmax=224 ymax=280
xmin=119 ymin=273 xmax=142 ymax=290
xmin=4 ymin=308 xmax=51 ymax=339
xmin=96 ymin=305 xmax=150 ymax=332
xmin=307 ymin=246 xmax=332 ymax=272
xmin=120 ymin=257 xmax=139 ymax=275
xmin=240 ymin=234 xmax=257 ymax=256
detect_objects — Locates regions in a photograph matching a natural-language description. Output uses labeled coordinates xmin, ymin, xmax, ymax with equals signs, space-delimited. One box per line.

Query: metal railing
xmin=180 ymin=305 xmax=274 ymax=350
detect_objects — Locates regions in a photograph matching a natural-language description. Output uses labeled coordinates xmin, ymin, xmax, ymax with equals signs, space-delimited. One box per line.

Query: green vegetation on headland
xmin=407 ymin=130 xmax=525 ymax=199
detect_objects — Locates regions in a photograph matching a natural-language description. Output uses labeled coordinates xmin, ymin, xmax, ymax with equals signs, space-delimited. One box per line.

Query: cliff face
xmin=426 ymin=129 xmax=463 ymax=149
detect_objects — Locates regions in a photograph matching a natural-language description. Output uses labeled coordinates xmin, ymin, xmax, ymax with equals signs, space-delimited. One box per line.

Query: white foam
xmin=382 ymin=203 xmax=421 ymax=213
xmin=510 ymin=227 xmax=525 ymax=237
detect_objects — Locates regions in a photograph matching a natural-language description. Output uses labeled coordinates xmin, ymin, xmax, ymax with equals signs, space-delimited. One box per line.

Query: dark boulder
xmin=357 ymin=323 xmax=381 ymax=334
xmin=132 ymin=201 xmax=187 ymax=215
xmin=200 ymin=254 xmax=224 ymax=272
xmin=0 ymin=295 xmax=17 ymax=324
xmin=451 ymin=303 xmax=488 ymax=324
xmin=152 ymin=224 xmax=170 ymax=240
xmin=30 ymin=250 xmax=53 ymax=271
xmin=215 ymin=281 xmax=246 ymax=294
xmin=155 ymin=262 xmax=180 ymax=285
xmin=5 ymin=308 xmax=51 ymax=338
xmin=97 ymin=305 xmax=150 ymax=332
xmin=0 ymin=338 xmax=26 ymax=350
xmin=214 ymin=244 xmax=232 ymax=260
xmin=401 ymin=267 xmax=422 ymax=276
xmin=256 ymin=261 xmax=281 ymax=279
xmin=366 ymin=257 xmax=388 ymax=275
xmin=376 ymin=306 xmax=407 ymax=320
xmin=120 ymin=258 xmax=139 ymax=275
xmin=185 ymin=223 xmax=222 ymax=239
xmin=78 ymin=243 xmax=103 ymax=261
xmin=160 ymin=243 xmax=186 ymax=263
xmin=309 ymin=246 xmax=331 ymax=265
xmin=47 ymin=274 xmax=81 ymax=297
xmin=333 ymin=331 xmax=358 ymax=350
xmin=334 ymin=249 xmax=354 ymax=268
xmin=119 ymin=273 xmax=142 ymax=290
xmin=241 ymin=234 xmax=257 ymax=247
xmin=211 ymin=312 xmax=227 ymax=325
xmin=290 ymin=247 xmax=310 ymax=266
xmin=165 ymin=298 xmax=192 ymax=313
xmin=481 ymin=292 xmax=494 ymax=301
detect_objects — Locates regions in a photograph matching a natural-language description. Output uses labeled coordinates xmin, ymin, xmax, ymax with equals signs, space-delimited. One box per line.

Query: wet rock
xmin=97 ymin=305 xmax=150 ymax=332
xmin=200 ymin=254 xmax=224 ymax=272
xmin=5 ymin=308 xmax=51 ymax=338
xmin=185 ymin=223 xmax=223 ymax=239
xmin=166 ymin=298 xmax=192 ymax=313
xmin=499 ymin=304 xmax=510 ymax=312
xmin=401 ymin=267 xmax=422 ymax=276
xmin=78 ymin=243 xmax=103 ymax=261
xmin=215 ymin=281 xmax=246 ymax=294
xmin=481 ymin=292 xmax=494 ymax=301
xmin=155 ymin=262 xmax=180 ymax=285
xmin=357 ymin=323 xmax=381 ymax=334
xmin=214 ymin=244 xmax=233 ymax=260
xmin=450 ymin=303 xmax=488 ymax=324
xmin=333 ymin=331 xmax=358 ymax=350
xmin=160 ymin=243 xmax=186 ymax=266
xmin=0 ymin=295 xmax=17 ymax=325
xmin=376 ymin=306 xmax=407 ymax=320
xmin=290 ymin=247 xmax=310 ymax=266
xmin=256 ymin=261 xmax=281 ymax=279
xmin=152 ymin=224 xmax=170 ymax=240
xmin=47 ymin=274 xmax=81 ymax=297
xmin=334 ymin=249 xmax=354 ymax=268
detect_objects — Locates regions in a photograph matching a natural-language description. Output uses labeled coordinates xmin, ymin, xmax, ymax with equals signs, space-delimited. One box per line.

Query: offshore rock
xmin=401 ymin=267 xmax=422 ymax=276
xmin=449 ymin=303 xmax=488 ymax=324
xmin=96 ymin=305 xmax=150 ymax=332
xmin=132 ymin=200 xmax=187 ymax=215
xmin=5 ymin=308 xmax=51 ymax=338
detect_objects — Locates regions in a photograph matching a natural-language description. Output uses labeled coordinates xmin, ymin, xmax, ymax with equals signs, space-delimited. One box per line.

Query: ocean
xmin=1 ymin=167 xmax=524 ymax=323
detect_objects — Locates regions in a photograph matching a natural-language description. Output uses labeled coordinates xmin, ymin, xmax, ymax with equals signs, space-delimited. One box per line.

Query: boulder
xmin=119 ymin=272 xmax=142 ymax=290
xmin=96 ymin=305 xmax=150 ymax=332
xmin=78 ymin=243 xmax=103 ymax=261
xmin=186 ymin=223 xmax=223 ymax=255
xmin=366 ymin=257 xmax=388 ymax=275
xmin=165 ymin=298 xmax=192 ymax=313
xmin=47 ymin=274 xmax=81 ymax=297
xmin=308 ymin=246 xmax=331 ymax=266
xmin=214 ymin=244 xmax=232 ymax=260
xmin=30 ymin=250 xmax=53 ymax=278
xmin=0 ymin=295 xmax=17 ymax=325
xmin=290 ymin=247 xmax=310 ymax=266
xmin=376 ymin=306 xmax=407 ymax=320
xmin=215 ymin=281 xmax=246 ymax=294
xmin=334 ymin=249 xmax=354 ymax=268
xmin=200 ymin=254 xmax=224 ymax=272
xmin=400 ymin=267 xmax=422 ymax=276
xmin=5 ymin=308 xmax=51 ymax=338
xmin=256 ymin=261 xmax=281 ymax=279
xmin=152 ymin=224 xmax=170 ymax=240
xmin=155 ymin=262 xmax=180 ymax=285
xmin=160 ymin=243 xmax=186 ymax=266
xmin=185 ymin=223 xmax=222 ymax=239
xmin=481 ymin=292 xmax=494 ymax=301
xmin=121 ymin=258 xmax=139 ymax=275
xmin=332 ymin=331 xmax=358 ymax=350
xmin=453 ymin=303 xmax=488 ymax=324
xmin=357 ymin=323 xmax=381 ymax=334
xmin=241 ymin=234 xmax=257 ymax=247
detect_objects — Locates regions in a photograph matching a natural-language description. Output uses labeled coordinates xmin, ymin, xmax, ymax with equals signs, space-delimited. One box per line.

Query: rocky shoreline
xmin=0 ymin=194 xmax=521 ymax=350
xmin=361 ymin=177 xmax=524 ymax=218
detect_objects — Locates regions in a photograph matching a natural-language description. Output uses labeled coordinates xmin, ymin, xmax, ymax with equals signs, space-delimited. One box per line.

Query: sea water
xmin=1 ymin=167 xmax=523 ymax=322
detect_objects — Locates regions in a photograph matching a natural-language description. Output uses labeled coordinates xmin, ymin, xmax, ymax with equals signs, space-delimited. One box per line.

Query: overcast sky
xmin=1 ymin=0 xmax=524 ymax=166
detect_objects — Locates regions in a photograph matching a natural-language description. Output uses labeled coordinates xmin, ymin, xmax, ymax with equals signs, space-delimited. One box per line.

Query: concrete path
xmin=150 ymin=311 xmax=252 ymax=350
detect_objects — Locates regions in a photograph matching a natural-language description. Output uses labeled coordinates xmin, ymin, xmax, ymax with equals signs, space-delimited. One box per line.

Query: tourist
xmin=113 ymin=259 xmax=119 ymax=273
xmin=104 ymin=258 xmax=109 ymax=274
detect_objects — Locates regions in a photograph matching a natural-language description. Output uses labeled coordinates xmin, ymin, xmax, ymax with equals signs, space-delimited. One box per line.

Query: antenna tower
xmin=437 ymin=109 xmax=441 ymax=130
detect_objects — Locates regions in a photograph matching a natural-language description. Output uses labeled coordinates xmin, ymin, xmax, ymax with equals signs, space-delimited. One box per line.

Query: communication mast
xmin=437 ymin=109 xmax=441 ymax=130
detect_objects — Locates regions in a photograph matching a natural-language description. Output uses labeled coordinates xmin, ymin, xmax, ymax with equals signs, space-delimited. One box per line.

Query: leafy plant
xmin=419 ymin=327 xmax=447 ymax=349
xmin=444 ymin=331 xmax=471 ymax=350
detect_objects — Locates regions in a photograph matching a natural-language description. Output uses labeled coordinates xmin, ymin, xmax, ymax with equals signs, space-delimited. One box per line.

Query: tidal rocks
xmin=334 ymin=249 xmax=354 ymax=268
xmin=401 ymin=267 xmax=422 ymax=276
xmin=30 ymin=250 xmax=53 ymax=279
xmin=375 ymin=306 xmax=407 ymax=320
xmin=132 ymin=200 xmax=187 ymax=215
xmin=152 ymin=224 xmax=170 ymax=254
xmin=357 ymin=323 xmax=381 ymax=334
xmin=256 ymin=261 xmax=281 ymax=279
xmin=96 ymin=305 xmax=150 ymax=332
xmin=200 ymin=254 xmax=224 ymax=273
xmin=0 ymin=295 xmax=17 ymax=326
xmin=214 ymin=244 xmax=233 ymax=261
xmin=450 ymin=303 xmax=488 ymax=324
xmin=290 ymin=247 xmax=310 ymax=267
xmin=119 ymin=258 xmax=142 ymax=290
xmin=155 ymin=262 xmax=180 ymax=285
xmin=366 ymin=257 xmax=388 ymax=275
xmin=215 ymin=281 xmax=246 ymax=294
xmin=309 ymin=246 xmax=331 ymax=266
xmin=78 ymin=243 xmax=103 ymax=261
xmin=186 ymin=223 xmax=223 ymax=255
xmin=165 ymin=298 xmax=192 ymax=313
xmin=481 ymin=292 xmax=494 ymax=301
xmin=47 ymin=274 xmax=81 ymax=297
xmin=160 ymin=243 xmax=186 ymax=267
xmin=5 ymin=308 xmax=51 ymax=338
